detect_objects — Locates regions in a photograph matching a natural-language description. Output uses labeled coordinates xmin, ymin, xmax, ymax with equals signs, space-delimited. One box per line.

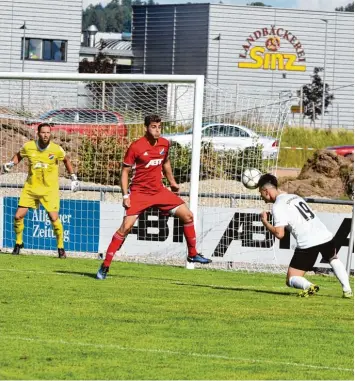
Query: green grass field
xmin=0 ymin=254 xmax=353 ymax=380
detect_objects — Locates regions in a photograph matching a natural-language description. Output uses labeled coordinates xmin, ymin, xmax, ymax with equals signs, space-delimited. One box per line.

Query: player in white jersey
xmin=258 ymin=173 xmax=352 ymax=298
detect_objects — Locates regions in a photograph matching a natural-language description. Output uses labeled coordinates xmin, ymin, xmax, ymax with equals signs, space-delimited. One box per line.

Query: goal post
xmin=0 ymin=71 xmax=294 ymax=273
xmin=0 ymin=72 xmax=204 ymax=260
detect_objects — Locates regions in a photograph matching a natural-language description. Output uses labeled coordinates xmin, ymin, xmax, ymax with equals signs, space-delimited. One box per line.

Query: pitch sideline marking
xmin=2 ymin=336 xmax=353 ymax=373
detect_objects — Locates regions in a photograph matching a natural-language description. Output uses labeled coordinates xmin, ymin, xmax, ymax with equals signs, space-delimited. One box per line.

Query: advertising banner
xmin=3 ymin=197 xmax=100 ymax=253
xmin=99 ymin=203 xmax=353 ymax=269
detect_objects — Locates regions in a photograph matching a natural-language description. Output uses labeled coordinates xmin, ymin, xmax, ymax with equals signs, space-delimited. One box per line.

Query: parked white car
xmin=164 ymin=123 xmax=279 ymax=159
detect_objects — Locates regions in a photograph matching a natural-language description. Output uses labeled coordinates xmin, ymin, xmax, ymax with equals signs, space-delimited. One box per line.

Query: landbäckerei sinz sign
xmin=238 ymin=25 xmax=306 ymax=71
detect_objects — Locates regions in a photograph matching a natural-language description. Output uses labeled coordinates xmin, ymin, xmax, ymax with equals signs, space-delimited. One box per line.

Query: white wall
xmin=0 ymin=0 xmax=82 ymax=111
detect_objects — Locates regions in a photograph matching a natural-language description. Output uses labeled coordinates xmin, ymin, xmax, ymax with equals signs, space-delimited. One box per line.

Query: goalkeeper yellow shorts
xmin=19 ymin=188 xmax=60 ymax=212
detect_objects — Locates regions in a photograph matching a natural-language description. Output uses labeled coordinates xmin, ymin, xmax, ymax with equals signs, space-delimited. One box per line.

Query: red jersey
xmin=123 ymin=136 xmax=170 ymax=194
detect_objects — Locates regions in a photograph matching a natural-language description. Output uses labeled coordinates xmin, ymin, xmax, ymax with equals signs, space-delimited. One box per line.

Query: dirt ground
xmin=278 ymin=150 xmax=354 ymax=200
xmin=274 ymin=168 xmax=300 ymax=178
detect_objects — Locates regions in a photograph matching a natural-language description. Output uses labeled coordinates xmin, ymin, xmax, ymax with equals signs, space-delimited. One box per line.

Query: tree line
xmin=83 ymin=1 xmax=354 ymax=33
xmin=82 ymin=0 xmax=158 ymax=33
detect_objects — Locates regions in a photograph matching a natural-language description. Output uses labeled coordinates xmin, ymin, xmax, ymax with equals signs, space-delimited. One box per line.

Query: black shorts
xmin=289 ymin=239 xmax=336 ymax=272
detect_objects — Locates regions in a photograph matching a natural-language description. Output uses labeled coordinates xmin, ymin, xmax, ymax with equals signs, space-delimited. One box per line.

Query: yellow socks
xmin=51 ymin=219 xmax=64 ymax=248
xmin=14 ymin=218 xmax=24 ymax=244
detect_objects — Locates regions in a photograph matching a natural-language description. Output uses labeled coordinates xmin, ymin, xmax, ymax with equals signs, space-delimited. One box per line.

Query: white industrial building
xmin=0 ymin=0 xmax=82 ymax=111
xmin=132 ymin=3 xmax=354 ymax=129
xmin=0 ymin=1 xmax=353 ymax=129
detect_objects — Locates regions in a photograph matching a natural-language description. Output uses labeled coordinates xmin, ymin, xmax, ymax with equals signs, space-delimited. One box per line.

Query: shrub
xmin=168 ymin=142 xmax=264 ymax=183
xmin=168 ymin=142 xmax=192 ymax=183
xmin=77 ymin=133 xmax=265 ymax=186
xmin=77 ymin=133 xmax=129 ymax=186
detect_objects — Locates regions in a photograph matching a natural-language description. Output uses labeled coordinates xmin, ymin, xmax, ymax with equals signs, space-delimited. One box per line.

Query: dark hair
xmin=144 ymin=114 xmax=161 ymax=127
xmin=37 ymin=123 xmax=52 ymax=133
xmin=257 ymin=173 xmax=278 ymax=188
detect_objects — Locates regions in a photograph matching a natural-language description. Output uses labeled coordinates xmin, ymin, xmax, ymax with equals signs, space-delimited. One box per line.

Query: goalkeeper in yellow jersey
xmin=2 ymin=123 xmax=80 ymax=258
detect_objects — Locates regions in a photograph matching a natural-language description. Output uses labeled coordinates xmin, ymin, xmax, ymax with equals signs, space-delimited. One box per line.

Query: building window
xmin=22 ymin=38 xmax=67 ymax=61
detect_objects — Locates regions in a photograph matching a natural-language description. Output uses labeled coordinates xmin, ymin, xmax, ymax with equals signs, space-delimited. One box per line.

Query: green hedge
xmin=76 ymin=127 xmax=353 ymax=185
xmin=77 ymin=134 xmax=129 ymax=185
xmin=77 ymin=137 xmax=264 ymax=185
xmin=168 ymin=142 xmax=264 ymax=183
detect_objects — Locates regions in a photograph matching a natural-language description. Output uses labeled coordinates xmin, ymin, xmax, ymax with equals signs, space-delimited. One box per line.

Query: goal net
xmin=0 ymin=73 xmax=292 ymax=273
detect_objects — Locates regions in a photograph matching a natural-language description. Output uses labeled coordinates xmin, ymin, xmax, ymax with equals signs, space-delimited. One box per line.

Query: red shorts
xmin=125 ymin=187 xmax=185 ymax=216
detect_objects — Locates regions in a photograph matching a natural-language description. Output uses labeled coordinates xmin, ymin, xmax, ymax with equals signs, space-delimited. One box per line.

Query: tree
xmin=79 ymin=40 xmax=115 ymax=74
xmin=335 ymin=2 xmax=354 ymax=11
xmin=79 ymin=40 xmax=116 ymax=108
xmin=82 ymin=0 xmax=134 ymax=32
xmin=247 ymin=2 xmax=271 ymax=6
xmin=301 ymin=67 xmax=334 ymax=124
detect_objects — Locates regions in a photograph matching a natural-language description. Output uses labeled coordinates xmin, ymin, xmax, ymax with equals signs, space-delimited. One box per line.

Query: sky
xmin=82 ymin=0 xmax=353 ymax=12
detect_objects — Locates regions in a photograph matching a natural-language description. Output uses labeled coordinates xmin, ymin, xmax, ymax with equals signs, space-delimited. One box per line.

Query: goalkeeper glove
xmin=70 ymin=174 xmax=80 ymax=192
xmin=3 ymin=161 xmax=15 ymax=173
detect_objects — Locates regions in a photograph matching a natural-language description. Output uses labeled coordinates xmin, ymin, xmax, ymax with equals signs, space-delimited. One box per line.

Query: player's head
xmin=258 ymin=173 xmax=279 ymax=203
xmin=144 ymin=115 xmax=162 ymax=140
xmin=37 ymin=123 xmax=52 ymax=146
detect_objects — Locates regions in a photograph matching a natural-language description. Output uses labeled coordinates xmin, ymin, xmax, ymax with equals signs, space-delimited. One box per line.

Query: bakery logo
xmin=265 ymin=36 xmax=280 ymax=52
xmin=238 ymin=25 xmax=306 ymax=71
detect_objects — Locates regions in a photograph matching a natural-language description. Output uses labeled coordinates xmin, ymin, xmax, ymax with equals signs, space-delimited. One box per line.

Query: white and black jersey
xmin=272 ymin=193 xmax=333 ymax=249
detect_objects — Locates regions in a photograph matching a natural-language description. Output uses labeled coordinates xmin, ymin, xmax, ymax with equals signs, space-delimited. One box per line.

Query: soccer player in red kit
xmin=96 ymin=114 xmax=211 ymax=279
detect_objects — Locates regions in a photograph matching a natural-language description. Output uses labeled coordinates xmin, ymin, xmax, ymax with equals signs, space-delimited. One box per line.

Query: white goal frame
xmin=0 ymin=71 xmax=204 ymax=223
xmin=0 ymin=72 xmax=352 ymax=275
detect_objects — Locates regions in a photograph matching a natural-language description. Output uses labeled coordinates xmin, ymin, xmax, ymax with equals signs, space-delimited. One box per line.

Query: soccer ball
xmin=241 ymin=168 xmax=262 ymax=190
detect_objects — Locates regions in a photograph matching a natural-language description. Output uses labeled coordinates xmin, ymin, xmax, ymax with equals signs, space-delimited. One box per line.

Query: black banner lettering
xmin=129 ymin=208 xmax=184 ymax=242
xmin=333 ymin=218 xmax=352 ymax=253
xmin=213 ymin=212 xmax=274 ymax=257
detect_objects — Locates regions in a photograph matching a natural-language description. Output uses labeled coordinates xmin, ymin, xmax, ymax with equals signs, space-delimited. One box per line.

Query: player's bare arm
xmin=162 ymin=158 xmax=179 ymax=193
xmin=121 ymin=165 xmax=132 ymax=208
xmin=260 ymin=211 xmax=285 ymax=239
xmin=11 ymin=152 xmax=22 ymax=165
xmin=63 ymin=155 xmax=75 ymax=176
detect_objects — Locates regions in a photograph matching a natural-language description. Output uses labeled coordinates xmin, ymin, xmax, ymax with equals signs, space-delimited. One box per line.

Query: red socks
xmin=103 ymin=232 xmax=125 ymax=267
xmin=103 ymin=223 xmax=197 ymax=265
xmin=183 ymin=222 xmax=198 ymax=256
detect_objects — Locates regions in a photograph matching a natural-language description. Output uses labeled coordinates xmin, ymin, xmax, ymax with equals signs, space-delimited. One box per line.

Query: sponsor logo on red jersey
xmin=145 ymin=158 xmax=163 ymax=168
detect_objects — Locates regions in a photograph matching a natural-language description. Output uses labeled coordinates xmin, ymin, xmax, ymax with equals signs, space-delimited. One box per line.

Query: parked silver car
xmin=164 ymin=123 xmax=279 ymax=159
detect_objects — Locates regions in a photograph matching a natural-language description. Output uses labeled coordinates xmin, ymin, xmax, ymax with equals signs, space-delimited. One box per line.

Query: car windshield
xmin=38 ymin=110 xmax=58 ymax=120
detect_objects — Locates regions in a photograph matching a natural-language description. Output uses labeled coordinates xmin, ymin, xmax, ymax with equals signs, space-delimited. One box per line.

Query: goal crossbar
xmin=0 ymin=72 xmax=204 ymax=222
xmin=0 ymin=72 xmax=203 ymax=84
